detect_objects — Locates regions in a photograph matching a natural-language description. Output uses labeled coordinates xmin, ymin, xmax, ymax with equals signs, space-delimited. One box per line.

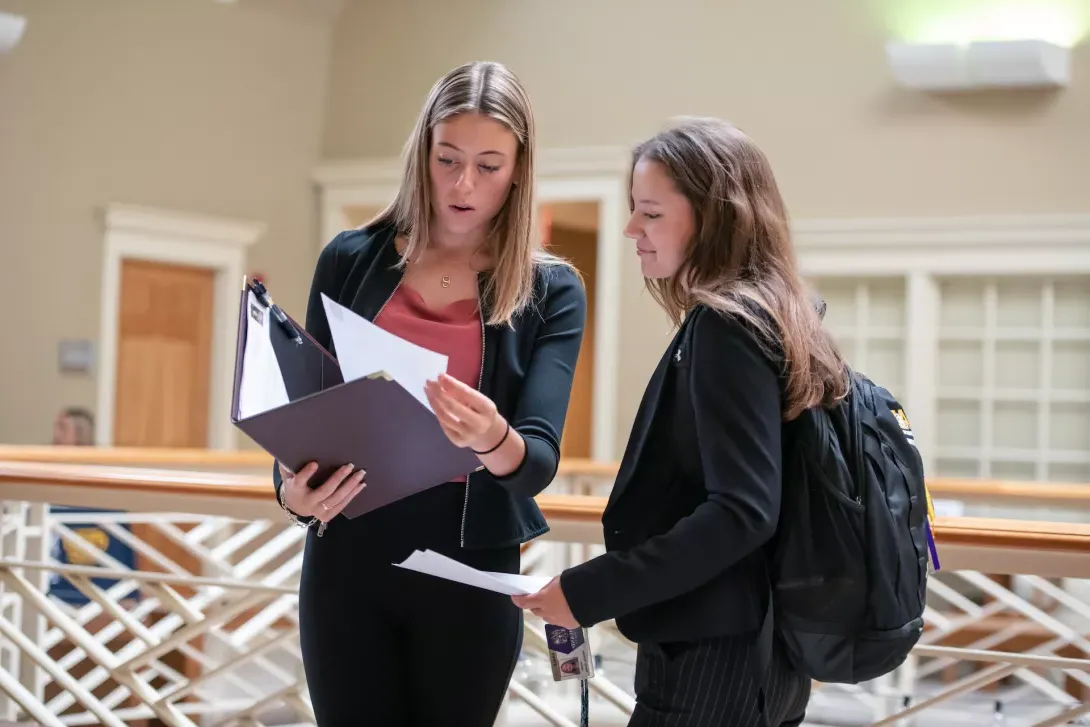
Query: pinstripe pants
xmin=628 ymin=633 xmax=810 ymax=727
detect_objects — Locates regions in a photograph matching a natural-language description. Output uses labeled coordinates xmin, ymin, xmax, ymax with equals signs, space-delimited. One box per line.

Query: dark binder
xmin=230 ymin=280 xmax=482 ymax=519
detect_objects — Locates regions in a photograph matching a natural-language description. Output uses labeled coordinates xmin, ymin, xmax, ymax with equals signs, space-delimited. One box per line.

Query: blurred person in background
xmin=272 ymin=61 xmax=586 ymax=726
xmin=514 ymin=117 xmax=834 ymax=726
xmin=52 ymin=406 xmax=95 ymax=446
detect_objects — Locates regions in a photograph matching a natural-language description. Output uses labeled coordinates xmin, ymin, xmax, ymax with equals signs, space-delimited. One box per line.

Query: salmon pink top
xmin=374 ymin=285 xmax=483 ymax=482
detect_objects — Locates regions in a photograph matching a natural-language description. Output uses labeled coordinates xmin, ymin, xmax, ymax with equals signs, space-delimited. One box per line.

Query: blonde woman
xmin=272 ymin=62 xmax=586 ymax=725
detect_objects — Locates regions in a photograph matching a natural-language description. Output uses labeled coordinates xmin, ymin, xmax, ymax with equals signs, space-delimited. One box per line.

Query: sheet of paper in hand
xmin=393 ymin=549 xmax=551 ymax=596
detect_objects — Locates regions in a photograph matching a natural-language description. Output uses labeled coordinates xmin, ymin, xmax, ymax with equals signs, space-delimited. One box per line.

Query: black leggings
xmin=298 ymin=482 xmax=522 ymax=727
xmin=630 ymin=632 xmax=810 ymax=727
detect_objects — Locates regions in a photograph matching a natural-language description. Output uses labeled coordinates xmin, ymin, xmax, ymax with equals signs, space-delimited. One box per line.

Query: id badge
xmin=545 ymin=624 xmax=595 ymax=682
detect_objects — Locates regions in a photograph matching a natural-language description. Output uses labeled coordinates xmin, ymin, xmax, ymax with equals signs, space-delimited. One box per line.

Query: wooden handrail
xmin=1 ymin=446 xmax=1088 ymax=506
xmin=0 ymin=445 xmax=273 ymax=468
xmin=2 ymin=461 xmax=1090 ymax=556
xmin=927 ymin=478 xmax=1090 ymax=505
xmin=932 ymin=517 xmax=1090 ymax=552
xmin=0 ymin=461 xmax=268 ymax=499
xmin=0 ymin=447 xmax=619 ymax=477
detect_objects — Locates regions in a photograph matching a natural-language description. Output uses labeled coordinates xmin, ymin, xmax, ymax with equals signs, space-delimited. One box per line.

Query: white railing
xmin=1 ymin=459 xmax=1089 ymax=727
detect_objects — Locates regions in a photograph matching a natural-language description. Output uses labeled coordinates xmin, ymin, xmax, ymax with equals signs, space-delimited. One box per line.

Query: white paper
xmin=237 ymin=292 xmax=290 ymax=419
xmin=394 ymin=549 xmax=551 ymax=596
xmin=321 ymin=293 xmax=448 ymax=412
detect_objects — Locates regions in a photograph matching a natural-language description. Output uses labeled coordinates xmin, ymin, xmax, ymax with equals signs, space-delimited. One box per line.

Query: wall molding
xmin=311 ymin=147 xmax=631 ymax=461
xmin=103 ymin=204 xmax=266 ymax=249
xmin=794 ymin=214 xmax=1090 ymax=277
xmin=97 ymin=204 xmax=265 ymax=450
xmin=794 ymin=214 xmax=1090 ymax=249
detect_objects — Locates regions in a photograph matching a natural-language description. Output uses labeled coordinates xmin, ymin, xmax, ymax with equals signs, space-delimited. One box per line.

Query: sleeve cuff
xmin=491 ymin=433 xmax=557 ymax=499
xmin=560 ymin=562 xmax=609 ymax=629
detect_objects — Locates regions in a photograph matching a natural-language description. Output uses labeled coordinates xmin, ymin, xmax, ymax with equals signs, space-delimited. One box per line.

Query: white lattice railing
xmin=1 ymin=457 xmax=1089 ymax=727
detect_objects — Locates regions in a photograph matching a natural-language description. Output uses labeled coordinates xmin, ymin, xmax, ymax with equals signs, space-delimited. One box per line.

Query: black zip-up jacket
xmin=272 ymin=222 xmax=587 ymax=549
xmin=560 ymin=306 xmax=782 ymax=642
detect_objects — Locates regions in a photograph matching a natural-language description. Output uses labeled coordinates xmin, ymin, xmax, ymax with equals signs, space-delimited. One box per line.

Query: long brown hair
xmin=368 ymin=61 xmax=571 ymax=326
xmin=634 ymin=117 xmax=847 ymax=420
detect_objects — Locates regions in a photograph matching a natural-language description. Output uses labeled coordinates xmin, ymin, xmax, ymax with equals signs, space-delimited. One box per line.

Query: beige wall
xmin=3 ymin=0 xmax=1088 ymax=457
xmin=323 ymin=0 xmax=1090 ymax=218
xmin=321 ymin=0 xmax=1090 ymax=456
xmin=0 ymin=0 xmax=334 ymax=445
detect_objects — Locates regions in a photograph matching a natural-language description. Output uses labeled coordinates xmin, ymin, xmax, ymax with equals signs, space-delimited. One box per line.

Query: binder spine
xmin=230 ymin=287 xmax=249 ymax=423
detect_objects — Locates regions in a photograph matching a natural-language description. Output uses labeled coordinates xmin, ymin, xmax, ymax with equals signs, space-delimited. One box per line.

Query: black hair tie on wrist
xmin=473 ymin=421 xmax=510 ymax=455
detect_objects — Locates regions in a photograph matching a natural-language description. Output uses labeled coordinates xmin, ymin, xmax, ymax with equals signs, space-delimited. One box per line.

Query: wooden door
xmin=113 ymin=260 xmax=214 ymax=448
xmin=542 ymin=208 xmax=598 ymax=460
xmin=113 ymin=259 xmax=215 ymax=718
xmin=344 ymin=204 xmax=383 ymax=229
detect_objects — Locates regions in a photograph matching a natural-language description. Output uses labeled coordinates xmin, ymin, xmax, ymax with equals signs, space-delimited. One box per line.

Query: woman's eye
xmin=437 ymin=157 xmax=455 ymax=166
xmin=644 ymin=213 xmax=661 ymax=220
xmin=479 ymin=164 xmax=500 ymax=173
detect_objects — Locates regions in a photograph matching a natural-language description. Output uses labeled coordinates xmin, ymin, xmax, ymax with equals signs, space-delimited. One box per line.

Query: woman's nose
xmin=455 ymin=168 xmax=476 ymax=194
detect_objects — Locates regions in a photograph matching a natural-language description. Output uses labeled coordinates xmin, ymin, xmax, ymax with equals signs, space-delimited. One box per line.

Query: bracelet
xmin=473 ymin=421 xmax=510 ymax=455
xmin=276 ymin=480 xmax=317 ymax=530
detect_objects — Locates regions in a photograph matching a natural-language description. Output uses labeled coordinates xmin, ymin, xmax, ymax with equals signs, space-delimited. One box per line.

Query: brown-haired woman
xmin=273 ymin=61 xmax=586 ymax=725
xmin=513 ymin=117 xmax=843 ymax=726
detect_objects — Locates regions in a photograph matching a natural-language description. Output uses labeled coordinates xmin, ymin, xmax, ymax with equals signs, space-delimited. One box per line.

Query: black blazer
xmin=560 ymin=305 xmax=783 ymax=644
xmin=272 ymin=222 xmax=587 ymax=550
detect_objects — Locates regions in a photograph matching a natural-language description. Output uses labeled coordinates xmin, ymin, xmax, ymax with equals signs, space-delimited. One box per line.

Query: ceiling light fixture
xmin=886 ymin=38 xmax=1072 ymax=91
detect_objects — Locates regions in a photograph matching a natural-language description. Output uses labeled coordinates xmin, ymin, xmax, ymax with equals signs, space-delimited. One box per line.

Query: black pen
xmin=250 ymin=278 xmax=303 ymax=345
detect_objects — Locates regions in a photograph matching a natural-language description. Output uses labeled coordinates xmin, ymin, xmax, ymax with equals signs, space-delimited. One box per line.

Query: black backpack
xmin=767 ymin=365 xmax=935 ymax=684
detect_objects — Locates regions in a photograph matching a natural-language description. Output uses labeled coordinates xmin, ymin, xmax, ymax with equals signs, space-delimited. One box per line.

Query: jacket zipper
xmin=461 ymin=294 xmax=486 ymax=548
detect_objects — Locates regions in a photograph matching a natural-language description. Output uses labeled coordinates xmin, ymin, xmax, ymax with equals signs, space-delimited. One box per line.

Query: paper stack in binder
xmin=230 ymin=279 xmax=482 ymax=519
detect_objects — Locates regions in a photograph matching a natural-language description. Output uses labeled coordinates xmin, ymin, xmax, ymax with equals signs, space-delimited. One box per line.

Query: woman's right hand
xmin=278 ymin=462 xmax=366 ymax=522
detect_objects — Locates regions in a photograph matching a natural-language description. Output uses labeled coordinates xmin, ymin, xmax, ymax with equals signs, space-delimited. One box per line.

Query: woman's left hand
xmin=425 ymin=373 xmax=507 ymax=452
xmin=512 ymin=577 xmax=579 ymax=629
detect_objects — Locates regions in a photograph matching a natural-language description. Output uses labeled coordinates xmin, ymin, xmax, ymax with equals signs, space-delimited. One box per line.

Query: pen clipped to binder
xmin=247 ymin=277 xmax=302 ymax=345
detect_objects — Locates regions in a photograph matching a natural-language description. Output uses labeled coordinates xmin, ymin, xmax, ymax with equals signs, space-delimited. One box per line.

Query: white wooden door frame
xmin=97 ymin=204 xmax=265 ymax=450
xmin=313 ymin=148 xmax=632 ymax=462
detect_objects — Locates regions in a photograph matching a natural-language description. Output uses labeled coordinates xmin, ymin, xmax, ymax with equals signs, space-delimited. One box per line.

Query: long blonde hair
xmin=635 ymin=117 xmax=848 ymax=420
xmin=368 ymin=61 xmax=570 ymax=326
